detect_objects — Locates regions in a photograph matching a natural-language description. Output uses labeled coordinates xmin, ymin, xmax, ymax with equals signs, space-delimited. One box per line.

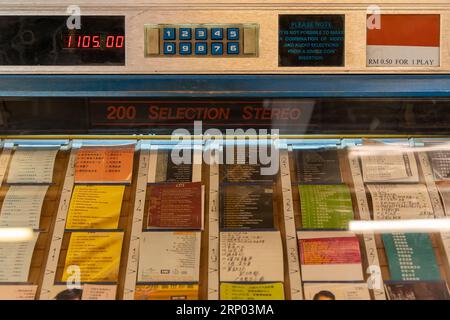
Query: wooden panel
xmin=0 ymin=2 xmax=450 ymax=74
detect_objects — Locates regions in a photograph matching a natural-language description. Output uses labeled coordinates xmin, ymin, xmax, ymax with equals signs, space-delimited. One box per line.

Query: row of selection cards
xmin=354 ymin=140 xmax=450 ymax=300
xmin=293 ymin=147 xmax=371 ymax=300
xmin=48 ymin=143 xmax=135 ymax=300
xmin=134 ymin=146 xmax=204 ymax=300
xmin=0 ymin=143 xmax=61 ymax=299
xmin=293 ymin=143 xmax=450 ymax=299
xmin=218 ymin=144 xmax=285 ymax=300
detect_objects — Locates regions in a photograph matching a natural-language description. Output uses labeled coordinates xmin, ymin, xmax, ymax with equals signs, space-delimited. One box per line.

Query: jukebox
xmin=0 ymin=0 xmax=449 ymax=301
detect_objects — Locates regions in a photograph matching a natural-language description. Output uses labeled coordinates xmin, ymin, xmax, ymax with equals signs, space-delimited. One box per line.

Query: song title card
xmin=7 ymin=148 xmax=58 ymax=184
xmin=298 ymin=231 xmax=363 ymax=281
xmin=220 ymin=145 xmax=275 ymax=183
xmin=49 ymin=285 xmax=83 ymax=300
xmin=385 ymin=280 xmax=450 ymax=300
xmin=437 ymin=184 xmax=450 ymax=216
xmin=81 ymin=284 xmax=117 ymax=300
xmin=303 ymin=283 xmax=370 ymax=300
xmin=220 ymin=184 xmax=274 ymax=230
xmin=295 ymin=149 xmax=342 ymax=183
xmin=66 ymin=185 xmax=125 ymax=229
xmin=75 ymin=145 xmax=134 ymax=183
xmin=429 ymin=150 xmax=450 ymax=181
xmin=138 ymin=231 xmax=201 ymax=282
xmin=220 ymin=231 xmax=284 ymax=282
xmin=382 ymin=233 xmax=441 ymax=281
xmin=62 ymin=232 xmax=124 ymax=282
xmin=49 ymin=284 xmax=117 ymax=300
xmin=220 ymin=283 xmax=284 ymax=300
xmin=0 ymin=185 xmax=48 ymax=229
xmin=152 ymin=150 xmax=193 ymax=183
xmin=0 ymin=285 xmax=37 ymax=300
xmin=299 ymin=184 xmax=353 ymax=229
xmin=134 ymin=284 xmax=199 ymax=300
xmin=0 ymin=232 xmax=39 ymax=282
xmin=367 ymin=184 xmax=434 ymax=220
xmin=147 ymin=182 xmax=202 ymax=229
xmin=361 ymin=151 xmax=419 ymax=182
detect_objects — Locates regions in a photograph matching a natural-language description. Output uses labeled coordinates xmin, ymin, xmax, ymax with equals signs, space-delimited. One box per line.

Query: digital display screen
xmin=63 ymin=34 xmax=125 ymax=49
xmin=0 ymin=16 xmax=125 ymax=65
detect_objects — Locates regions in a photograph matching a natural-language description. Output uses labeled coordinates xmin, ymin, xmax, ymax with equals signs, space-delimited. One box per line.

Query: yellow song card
xmin=134 ymin=284 xmax=199 ymax=300
xmin=66 ymin=185 xmax=125 ymax=229
xmin=220 ymin=283 xmax=285 ymax=300
xmin=62 ymin=232 xmax=124 ymax=283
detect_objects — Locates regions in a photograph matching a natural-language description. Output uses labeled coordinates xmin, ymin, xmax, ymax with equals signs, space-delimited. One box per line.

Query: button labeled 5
xmin=227 ymin=28 xmax=239 ymax=40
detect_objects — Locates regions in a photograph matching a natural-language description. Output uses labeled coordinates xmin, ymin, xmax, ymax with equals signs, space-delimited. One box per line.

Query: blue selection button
xmin=195 ymin=42 xmax=208 ymax=55
xmin=227 ymin=28 xmax=240 ymax=40
xmin=179 ymin=42 xmax=192 ymax=55
xmin=211 ymin=28 xmax=224 ymax=40
xmin=227 ymin=42 xmax=239 ymax=55
xmin=163 ymin=28 xmax=176 ymax=40
xmin=211 ymin=42 xmax=223 ymax=55
xmin=179 ymin=28 xmax=192 ymax=40
xmin=163 ymin=42 xmax=176 ymax=55
xmin=195 ymin=28 xmax=208 ymax=40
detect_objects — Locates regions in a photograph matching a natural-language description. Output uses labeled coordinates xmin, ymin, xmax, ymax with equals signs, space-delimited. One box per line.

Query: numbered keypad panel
xmin=145 ymin=24 xmax=258 ymax=57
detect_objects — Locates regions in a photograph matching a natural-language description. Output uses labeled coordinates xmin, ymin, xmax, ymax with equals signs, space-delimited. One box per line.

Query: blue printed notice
xmin=279 ymin=15 xmax=345 ymax=67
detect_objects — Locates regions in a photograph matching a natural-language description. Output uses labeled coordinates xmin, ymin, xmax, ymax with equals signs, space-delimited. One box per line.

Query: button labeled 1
xmin=163 ymin=28 xmax=176 ymax=40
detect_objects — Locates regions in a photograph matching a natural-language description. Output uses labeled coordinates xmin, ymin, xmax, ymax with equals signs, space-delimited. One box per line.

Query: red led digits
xmin=92 ymin=35 xmax=100 ymax=48
xmin=63 ymin=34 xmax=125 ymax=49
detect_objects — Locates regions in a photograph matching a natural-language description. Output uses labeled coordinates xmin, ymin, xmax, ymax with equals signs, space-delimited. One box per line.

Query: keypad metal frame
xmin=145 ymin=23 xmax=259 ymax=58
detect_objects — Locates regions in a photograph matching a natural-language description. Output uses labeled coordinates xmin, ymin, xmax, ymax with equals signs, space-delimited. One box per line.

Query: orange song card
xmin=75 ymin=145 xmax=135 ymax=183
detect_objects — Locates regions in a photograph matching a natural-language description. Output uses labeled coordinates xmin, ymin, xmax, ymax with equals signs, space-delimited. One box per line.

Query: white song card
xmin=361 ymin=151 xmax=418 ymax=183
xmin=7 ymin=148 xmax=58 ymax=184
xmin=0 ymin=186 xmax=48 ymax=229
xmin=82 ymin=284 xmax=117 ymax=300
xmin=0 ymin=232 xmax=39 ymax=283
xmin=367 ymin=184 xmax=434 ymax=220
xmin=437 ymin=184 xmax=450 ymax=216
xmin=220 ymin=231 xmax=284 ymax=282
xmin=0 ymin=285 xmax=37 ymax=300
xmin=138 ymin=231 xmax=201 ymax=282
